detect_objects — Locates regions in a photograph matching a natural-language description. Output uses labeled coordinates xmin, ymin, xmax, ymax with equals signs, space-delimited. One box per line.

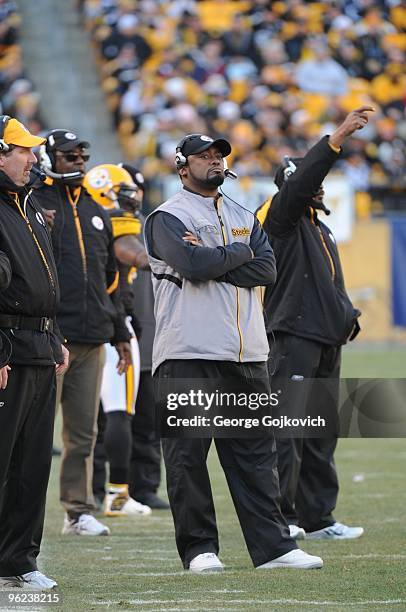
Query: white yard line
xmin=89 ymin=598 xmax=406 ymax=607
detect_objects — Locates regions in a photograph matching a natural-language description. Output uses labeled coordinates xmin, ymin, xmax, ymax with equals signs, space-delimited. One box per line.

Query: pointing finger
xmin=353 ymin=106 xmax=375 ymax=114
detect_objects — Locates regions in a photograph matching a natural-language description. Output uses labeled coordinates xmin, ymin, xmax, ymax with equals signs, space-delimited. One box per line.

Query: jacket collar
xmin=182 ymin=186 xmax=218 ymax=209
xmin=0 ymin=170 xmax=27 ymax=195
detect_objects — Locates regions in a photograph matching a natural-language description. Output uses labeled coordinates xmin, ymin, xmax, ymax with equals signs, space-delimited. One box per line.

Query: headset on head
xmin=37 ymin=129 xmax=83 ymax=182
xmin=0 ymin=115 xmax=11 ymax=153
xmin=174 ymin=133 xmax=206 ymax=169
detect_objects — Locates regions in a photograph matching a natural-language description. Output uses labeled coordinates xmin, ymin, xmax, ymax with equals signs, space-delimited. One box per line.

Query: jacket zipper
xmin=66 ymin=187 xmax=88 ymax=334
xmin=214 ymin=196 xmax=244 ymax=361
xmin=13 ymin=192 xmax=56 ymax=302
xmin=310 ymin=208 xmax=336 ymax=281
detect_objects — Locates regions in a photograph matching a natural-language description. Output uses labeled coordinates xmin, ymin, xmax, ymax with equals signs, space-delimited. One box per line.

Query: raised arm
xmin=265 ymin=106 xmax=375 ymax=234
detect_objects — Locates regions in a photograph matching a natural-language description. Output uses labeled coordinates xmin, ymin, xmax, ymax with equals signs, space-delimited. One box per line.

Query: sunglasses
xmin=56 ymin=152 xmax=90 ymax=162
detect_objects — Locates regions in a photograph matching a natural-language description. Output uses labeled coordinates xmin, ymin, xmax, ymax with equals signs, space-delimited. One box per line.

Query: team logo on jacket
xmin=195 ymin=218 xmax=218 ymax=234
xmin=92 ymin=215 xmax=104 ymax=230
xmin=35 ymin=211 xmax=46 ymax=226
xmin=232 ymin=227 xmax=250 ymax=237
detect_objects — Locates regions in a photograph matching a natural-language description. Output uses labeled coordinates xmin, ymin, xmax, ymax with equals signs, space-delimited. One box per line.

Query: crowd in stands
xmin=1 ymin=0 xmax=404 ymax=205
xmin=80 ymin=0 xmax=405 ymax=199
xmin=0 ymin=0 xmax=44 ymax=135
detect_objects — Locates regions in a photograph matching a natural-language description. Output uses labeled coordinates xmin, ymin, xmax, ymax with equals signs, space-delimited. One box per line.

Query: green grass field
xmin=19 ymin=350 xmax=406 ymax=611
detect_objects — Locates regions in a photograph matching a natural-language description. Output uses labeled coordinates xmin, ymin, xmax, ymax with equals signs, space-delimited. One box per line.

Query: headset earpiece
xmin=174 ymin=133 xmax=206 ymax=170
xmin=282 ymin=156 xmax=297 ymax=181
xmin=39 ymin=143 xmax=54 ymax=170
xmin=175 ymin=151 xmax=187 ymax=169
xmin=0 ymin=115 xmax=11 ymax=153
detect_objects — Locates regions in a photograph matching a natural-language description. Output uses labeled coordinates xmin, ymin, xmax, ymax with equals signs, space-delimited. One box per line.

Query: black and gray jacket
xmin=145 ymin=188 xmax=276 ymax=374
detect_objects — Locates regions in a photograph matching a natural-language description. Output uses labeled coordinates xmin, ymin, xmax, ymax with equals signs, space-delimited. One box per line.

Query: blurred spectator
xmin=101 ymin=13 xmax=151 ymax=63
xmin=340 ymin=152 xmax=371 ymax=192
xmin=296 ymin=39 xmax=349 ymax=96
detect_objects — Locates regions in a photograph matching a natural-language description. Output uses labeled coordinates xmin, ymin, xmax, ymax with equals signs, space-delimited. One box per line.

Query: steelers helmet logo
xmin=87 ymin=168 xmax=110 ymax=189
xmin=64 ymin=132 xmax=77 ymax=140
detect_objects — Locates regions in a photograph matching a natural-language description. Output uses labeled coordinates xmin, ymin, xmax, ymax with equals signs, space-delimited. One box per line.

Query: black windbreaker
xmin=0 ymin=171 xmax=63 ymax=366
xmin=256 ymin=136 xmax=360 ymax=346
xmin=36 ymin=182 xmax=129 ymax=345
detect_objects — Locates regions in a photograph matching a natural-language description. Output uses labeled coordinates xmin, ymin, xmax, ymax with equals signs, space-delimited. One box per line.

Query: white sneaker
xmin=306 ymin=522 xmax=364 ymax=540
xmin=289 ymin=524 xmax=306 ymax=540
xmin=62 ymin=513 xmax=110 ymax=536
xmin=21 ymin=571 xmax=57 ymax=590
xmin=257 ymin=548 xmax=323 ymax=569
xmin=0 ymin=572 xmax=57 ymax=590
xmin=189 ymin=553 xmax=224 ymax=573
xmin=104 ymin=487 xmax=152 ymax=517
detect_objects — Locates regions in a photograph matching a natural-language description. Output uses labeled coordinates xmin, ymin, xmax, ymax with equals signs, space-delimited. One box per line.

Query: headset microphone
xmin=314 ymin=202 xmax=331 ymax=215
xmin=42 ymin=167 xmax=84 ymax=181
xmin=30 ymin=166 xmax=46 ymax=182
xmin=223 ymin=159 xmax=238 ymax=180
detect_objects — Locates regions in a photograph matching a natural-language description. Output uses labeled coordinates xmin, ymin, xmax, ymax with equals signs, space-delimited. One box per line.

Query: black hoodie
xmin=256 ymin=137 xmax=360 ymax=346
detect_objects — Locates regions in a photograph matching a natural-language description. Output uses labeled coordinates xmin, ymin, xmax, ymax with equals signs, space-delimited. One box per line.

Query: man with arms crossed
xmin=144 ymin=133 xmax=323 ymax=572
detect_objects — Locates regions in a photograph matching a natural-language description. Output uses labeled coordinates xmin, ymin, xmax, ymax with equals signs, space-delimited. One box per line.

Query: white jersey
xmin=100 ymin=321 xmax=141 ymax=415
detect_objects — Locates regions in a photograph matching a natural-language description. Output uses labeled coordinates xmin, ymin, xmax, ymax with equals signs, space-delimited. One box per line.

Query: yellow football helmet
xmin=83 ymin=164 xmax=138 ymax=209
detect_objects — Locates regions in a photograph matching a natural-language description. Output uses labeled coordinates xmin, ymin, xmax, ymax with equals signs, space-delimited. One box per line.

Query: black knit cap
xmin=119 ymin=163 xmax=145 ymax=191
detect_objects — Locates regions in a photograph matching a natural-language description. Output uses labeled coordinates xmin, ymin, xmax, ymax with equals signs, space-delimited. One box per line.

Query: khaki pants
xmin=58 ymin=343 xmax=105 ymax=516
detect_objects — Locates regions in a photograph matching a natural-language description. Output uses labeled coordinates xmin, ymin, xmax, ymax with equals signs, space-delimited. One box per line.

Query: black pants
xmin=0 ymin=365 xmax=56 ymax=575
xmin=129 ymin=371 xmax=161 ymax=499
xmin=155 ymin=359 xmax=295 ymax=569
xmin=268 ymin=332 xmax=340 ymax=532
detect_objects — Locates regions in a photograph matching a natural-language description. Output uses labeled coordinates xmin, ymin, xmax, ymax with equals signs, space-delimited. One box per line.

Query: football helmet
xmin=84 ymin=164 xmax=139 ymax=210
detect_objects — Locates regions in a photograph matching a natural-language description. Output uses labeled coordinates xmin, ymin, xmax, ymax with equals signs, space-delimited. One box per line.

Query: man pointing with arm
xmin=256 ymin=107 xmax=374 ymax=541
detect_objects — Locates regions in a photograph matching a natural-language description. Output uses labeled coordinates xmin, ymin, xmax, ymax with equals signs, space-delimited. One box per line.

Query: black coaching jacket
xmin=256 ymin=136 xmax=360 ymax=346
xmin=36 ymin=181 xmax=130 ymax=345
xmin=0 ymin=171 xmax=63 ymax=366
